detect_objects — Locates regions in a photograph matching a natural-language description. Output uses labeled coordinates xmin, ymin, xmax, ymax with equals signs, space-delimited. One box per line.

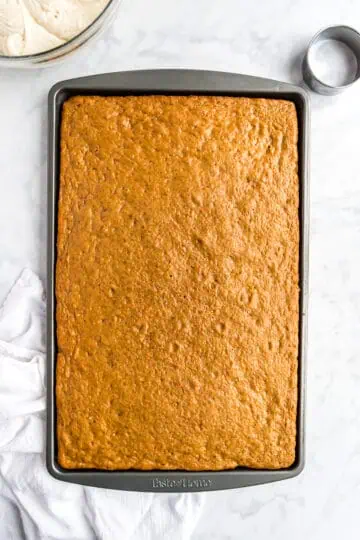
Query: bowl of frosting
xmin=0 ymin=0 xmax=120 ymax=67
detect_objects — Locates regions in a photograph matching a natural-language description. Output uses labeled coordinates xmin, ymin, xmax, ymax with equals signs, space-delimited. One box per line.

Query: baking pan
xmin=47 ymin=69 xmax=309 ymax=492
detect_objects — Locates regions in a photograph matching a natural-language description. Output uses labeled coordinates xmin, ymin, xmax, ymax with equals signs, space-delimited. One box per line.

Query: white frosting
xmin=0 ymin=0 xmax=110 ymax=56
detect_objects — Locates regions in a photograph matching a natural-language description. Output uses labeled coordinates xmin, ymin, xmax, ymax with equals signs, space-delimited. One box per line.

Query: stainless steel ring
xmin=302 ymin=25 xmax=360 ymax=95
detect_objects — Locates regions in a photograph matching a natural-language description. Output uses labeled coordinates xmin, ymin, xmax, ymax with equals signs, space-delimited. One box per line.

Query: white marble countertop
xmin=1 ymin=0 xmax=360 ymax=538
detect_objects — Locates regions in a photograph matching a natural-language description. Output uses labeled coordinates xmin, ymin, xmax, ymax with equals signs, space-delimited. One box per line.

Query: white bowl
xmin=0 ymin=0 xmax=121 ymax=69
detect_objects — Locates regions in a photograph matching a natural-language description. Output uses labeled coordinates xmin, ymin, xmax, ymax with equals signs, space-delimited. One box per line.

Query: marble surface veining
xmin=1 ymin=0 xmax=360 ymax=538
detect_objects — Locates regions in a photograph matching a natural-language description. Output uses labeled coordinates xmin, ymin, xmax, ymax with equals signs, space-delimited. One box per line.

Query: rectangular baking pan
xmin=47 ymin=69 xmax=309 ymax=492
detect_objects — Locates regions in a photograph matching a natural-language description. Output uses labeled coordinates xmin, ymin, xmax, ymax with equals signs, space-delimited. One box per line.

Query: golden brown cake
xmin=56 ymin=95 xmax=299 ymax=470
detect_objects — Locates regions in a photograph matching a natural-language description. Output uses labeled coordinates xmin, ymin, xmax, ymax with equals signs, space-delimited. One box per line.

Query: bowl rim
xmin=0 ymin=0 xmax=119 ymax=61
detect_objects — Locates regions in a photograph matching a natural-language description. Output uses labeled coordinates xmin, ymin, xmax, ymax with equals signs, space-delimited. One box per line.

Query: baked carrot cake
xmin=56 ymin=95 xmax=299 ymax=470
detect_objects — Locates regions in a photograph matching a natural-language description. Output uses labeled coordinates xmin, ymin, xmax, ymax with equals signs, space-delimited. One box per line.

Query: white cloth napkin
xmin=0 ymin=269 xmax=204 ymax=540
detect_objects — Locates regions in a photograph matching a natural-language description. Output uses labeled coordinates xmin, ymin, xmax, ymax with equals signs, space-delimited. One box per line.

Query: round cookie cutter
xmin=302 ymin=25 xmax=360 ymax=95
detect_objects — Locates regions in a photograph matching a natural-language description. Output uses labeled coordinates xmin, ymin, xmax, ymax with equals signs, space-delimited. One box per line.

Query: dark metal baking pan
xmin=47 ymin=69 xmax=309 ymax=492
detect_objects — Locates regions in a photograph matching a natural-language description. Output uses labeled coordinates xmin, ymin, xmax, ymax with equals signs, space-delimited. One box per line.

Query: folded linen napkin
xmin=0 ymin=269 xmax=204 ymax=540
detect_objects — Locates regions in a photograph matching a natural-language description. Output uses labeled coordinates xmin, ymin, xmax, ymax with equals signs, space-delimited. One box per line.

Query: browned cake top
xmin=56 ymin=95 xmax=299 ymax=470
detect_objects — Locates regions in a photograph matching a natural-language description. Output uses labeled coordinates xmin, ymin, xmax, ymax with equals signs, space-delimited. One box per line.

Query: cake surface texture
xmin=56 ymin=95 xmax=299 ymax=470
